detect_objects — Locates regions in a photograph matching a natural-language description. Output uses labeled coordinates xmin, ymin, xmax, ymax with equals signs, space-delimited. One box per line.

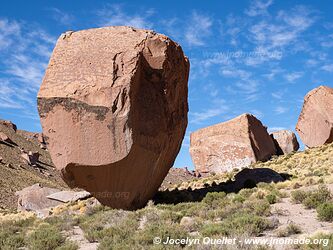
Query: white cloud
xmin=250 ymin=109 xmax=264 ymax=118
xmin=220 ymin=66 xmax=252 ymax=81
xmin=268 ymin=126 xmax=286 ymax=132
xmin=284 ymin=72 xmax=303 ymax=83
xmin=248 ymin=6 xmax=316 ymax=60
xmin=245 ymin=0 xmax=273 ymax=17
xmin=321 ymin=64 xmax=333 ymax=72
xmin=0 ymin=18 xmax=55 ymax=117
xmin=185 ymin=11 xmax=212 ymax=46
xmin=0 ymin=19 xmax=21 ymax=50
xmin=97 ymin=4 xmax=154 ymax=29
xmin=274 ymin=106 xmax=288 ymax=114
xmin=48 ymin=7 xmax=74 ymax=26
xmin=271 ymin=91 xmax=284 ymax=99
xmin=190 ymin=106 xmax=229 ymax=124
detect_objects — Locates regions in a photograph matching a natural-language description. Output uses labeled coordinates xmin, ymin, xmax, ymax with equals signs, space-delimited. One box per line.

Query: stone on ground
xmin=190 ymin=113 xmax=277 ymax=174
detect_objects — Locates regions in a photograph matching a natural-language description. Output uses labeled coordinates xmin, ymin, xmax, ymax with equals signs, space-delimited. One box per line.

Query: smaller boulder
xmin=296 ymin=86 xmax=333 ymax=147
xmin=0 ymin=132 xmax=14 ymax=144
xmin=21 ymin=151 xmax=40 ymax=166
xmin=180 ymin=216 xmax=196 ymax=231
xmin=15 ymin=184 xmax=62 ymax=217
xmin=0 ymin=120 xmax=17 ymax=132
xmin=270 ymin=130 xmax=299 ymax=155
xmin=33 ymin=133 xmax=46 ymax=144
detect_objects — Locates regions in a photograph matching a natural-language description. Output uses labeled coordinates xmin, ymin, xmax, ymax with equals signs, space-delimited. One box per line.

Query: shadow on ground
xmin=153 ymin=168 xmax=292 ymax=205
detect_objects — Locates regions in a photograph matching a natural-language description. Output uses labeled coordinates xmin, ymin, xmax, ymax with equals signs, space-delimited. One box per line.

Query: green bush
xmin=291 ymin=186 xmax=331 ymax=209
xmin=303 ymin=186 xmax=331 ymax=209
xmin=317 ymin=202 xmax=333 ymax=222
xmin=202 ymin=212 xmax=274 ymax=237
xmin=202 ymin=192 xmax=227 ymax=207
xmin=266 ymin=193 xmax=277 ymax=204
xmin=291 ymin=189 xmax=308 ymax=203
xmin=27 ymin=223 xmax=65 ymax=250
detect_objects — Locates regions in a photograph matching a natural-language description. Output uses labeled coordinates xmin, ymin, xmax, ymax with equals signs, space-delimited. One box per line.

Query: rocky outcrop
xmin=20 ymin=151 xmax=40 ymax=166
xmin=0 ymin=132 xmax=14 ymax=144
xmin=296 ymin=86 xmax=333 ymax=148
xmin=15 ymin=184 xmax=62 ymax=218
xmin=270 ymin=130 xmax=299 ymax=155
xmin=37 ymin=26 xmax=189 ymax=209
xmin=190 ymin=114 xmax=276 ymax=174
xmin=0 ymin=119 xmax=17 ymax=132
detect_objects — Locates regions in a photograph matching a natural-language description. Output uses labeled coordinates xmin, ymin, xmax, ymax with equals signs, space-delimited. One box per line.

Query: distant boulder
xmin=0 ymin=132 xmax=14 ymax=144
xmin=190 ymin=114 xmax=277 ymax=174
xmin=296 ymin=86 xmax=333 ymax=147
xmin=0 ymin=119 xmax=17 ymax=132
xmin=270 ymin=130 xmax=299 ymax=155
xmin=21 ymin=151 xmax=40 ymax=166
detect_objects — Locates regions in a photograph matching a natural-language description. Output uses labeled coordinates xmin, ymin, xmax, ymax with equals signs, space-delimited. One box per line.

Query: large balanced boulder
xmin=270 ymin=130 xmax=299 ymax=155
xmin=296 ymin=86 xmax=333 ymax=148
xmin=190 ymin=114 xmax=276 ymax=174
xmin=37 ymin=26 xmax=189 ymax=209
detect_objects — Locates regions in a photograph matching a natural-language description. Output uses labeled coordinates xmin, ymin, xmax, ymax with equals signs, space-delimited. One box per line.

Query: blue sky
xmin=0 ymin=0 xmax=333 ymax=169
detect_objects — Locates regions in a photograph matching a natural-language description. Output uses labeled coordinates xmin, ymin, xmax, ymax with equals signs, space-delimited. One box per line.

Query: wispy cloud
xmin=274 ymin=106 xmax=288 ymax=114
xmin=48 ymin=7 xmax=74 ymax=26
xmin=97 ymin=4 xmax=154 ymax=29
xmin=0 ymin=18 xmax=55 ymax=119
xmin=321 ymin=64 xmax=333 ymax=72
xmin=268 ymin=126 xmax=286 ymax=132
xmin=185 ymin=11 xmax=212 ymax=46
xmin=245 ymin=0 xmax=273 ymax=17
xmin=190 ymin=106 xmax=229 ymax=124
xmin=284 ymin=72 xmax=303 ymax=83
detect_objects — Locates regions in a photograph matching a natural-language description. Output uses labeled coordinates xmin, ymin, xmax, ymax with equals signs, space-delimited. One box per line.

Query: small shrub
xmin=266 ymin=193 xmax=277 ymax=204
xmin=276 ymin=223 xmax=302 ymax=237
xmin=317 ymin=202 xmax=333 ymax=222
xmin=202 ymin=213 xmax=274 ymax=237
xmin=291 ymin=189 xmax=307 ymax=204
xmin=56 ymin=241 xmax=79 ymax=250
xmin=303 ymin=186 xmax=331 ymax=209
xmin=202 ymin=192 xmax=227 ymax=207
xmin=27 ymin=223 xmax=65 ymax=250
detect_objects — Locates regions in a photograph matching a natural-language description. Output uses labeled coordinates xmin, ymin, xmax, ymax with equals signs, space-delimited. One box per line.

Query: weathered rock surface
xmin=0 ymin=132 xmax=14 ymax=144
xmin=270 ymin=130 xmax=299 ymax=155
xmin=0 ymin=119 xmax=17 ymax=132
xmin=15 ymin=184 xmax=62 ymax=217
xmin=296 ymin=86 xmax=333 ymax=148
xmin=20 ymin=151 xmax=40 ymax=166
xmin=190 ymin=114 xmax=276 ymax=174
xmin=47 ymin=190 xmax=91 ymax=203
xmin=37 ymin=26 xmax=189 ymax=209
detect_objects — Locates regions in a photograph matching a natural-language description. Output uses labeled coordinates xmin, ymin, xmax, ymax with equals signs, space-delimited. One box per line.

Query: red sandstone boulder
xmin=270 ymin=130 xmax=299 ymax=155
xmin=190 ymin=114 xmax=277 ymax=174
xmin=296 ymin=86 xmax=333 ymax=148
xmin=37 ymin=26 xmax=189 ymax=209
